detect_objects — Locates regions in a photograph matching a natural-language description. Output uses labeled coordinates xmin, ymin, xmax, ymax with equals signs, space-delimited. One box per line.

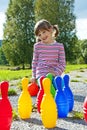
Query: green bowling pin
xmin=46 ymin=73 xmax=56 ymax=97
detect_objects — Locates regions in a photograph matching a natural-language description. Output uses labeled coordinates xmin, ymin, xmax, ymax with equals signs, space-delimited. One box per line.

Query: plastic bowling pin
xmin=46 ymin=73 xmax=56 ymax=97
xmin=0 ymin=81 xmax=12 ymax=130
xmin=63 ymin=74 xmax=74 ymax=112
xmin=18 ymin=77 xmax=32 ymax=119
xmin=83 ymin=96 xmax=87 ymax=122
xmin=40 ymin=78 xmax=57 ymax=128
xmin=36 ymin=76 xmax=45 ymax=113
xmin=54 ymin=76 xmax=69 ymax=118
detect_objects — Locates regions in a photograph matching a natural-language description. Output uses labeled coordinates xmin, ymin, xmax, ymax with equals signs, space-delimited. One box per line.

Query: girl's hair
xmin=34 ymin=19 xmax=59 ymax=41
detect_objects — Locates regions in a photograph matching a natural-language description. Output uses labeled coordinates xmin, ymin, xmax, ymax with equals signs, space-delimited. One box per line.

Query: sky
xmin=0 ymin=0 xmax=87 ymax=40
xmin=74 ymin=0 xmax=87 ymax=40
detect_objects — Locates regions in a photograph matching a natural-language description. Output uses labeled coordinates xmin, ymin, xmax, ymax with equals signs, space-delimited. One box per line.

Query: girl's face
xmin=37 ymin=28 xmax=53 ymax=44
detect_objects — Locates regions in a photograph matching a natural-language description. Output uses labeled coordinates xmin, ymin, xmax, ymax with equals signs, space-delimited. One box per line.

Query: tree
xmin=80 ymin=40 xmax=87 ymax=64
xmin=34 ymin=0 xmax=78 ymax=63
xmin=0 ymin=47 xmax=8 ymax=65
xmin=2 ymin=0 xmax=35 ymax=69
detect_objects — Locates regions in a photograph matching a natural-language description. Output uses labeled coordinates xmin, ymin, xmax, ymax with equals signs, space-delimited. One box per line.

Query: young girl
xmin=31 ymin=19 xmax=66 ymax=83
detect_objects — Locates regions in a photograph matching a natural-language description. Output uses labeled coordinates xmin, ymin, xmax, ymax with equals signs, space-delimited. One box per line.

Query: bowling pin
xmin=83 ymin=96 xmax=87 ymax=122
xmin=18 ymin=77 xmax=32 ymax=119
xmin=0 ymin=81 xmax=12 ymax=130
xmin=36 ymin=76 xmax=45 ymax=113
xmin=54 ymin=76 xmax=69 ymax=118
xmin=46 ymin=73 xmax=56 ymax=97
xmin=63 ymin=74 xmax=74 ymax=112
xmin=40 ymin=78 xmax=57 ymax=128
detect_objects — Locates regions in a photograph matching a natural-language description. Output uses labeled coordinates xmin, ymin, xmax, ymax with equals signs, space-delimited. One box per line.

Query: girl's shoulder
xmin=34 ymin=42 xmax=42 ymax=46
xmin=34 ymin=42 xmax=43 ymax=49
xmin=55 ymin=41 xmax=64 ymax=47
xmin=55 ymin=41 xmax=65 ymax=51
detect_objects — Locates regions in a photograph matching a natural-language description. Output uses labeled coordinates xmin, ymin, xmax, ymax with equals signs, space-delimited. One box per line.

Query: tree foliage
xmin=0 ymin=47 xmax=8 ymax=65
xmin=35 ymin=0 xmax=78 ymax=63
xmin=80 ymin=40 xmax=87 ymax=63
xmin=2 ymin=0 xmax=35 ymax=69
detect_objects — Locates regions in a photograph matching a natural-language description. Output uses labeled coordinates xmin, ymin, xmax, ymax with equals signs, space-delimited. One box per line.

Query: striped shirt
xmin=32 ymin=41 xmax=66 ymax=79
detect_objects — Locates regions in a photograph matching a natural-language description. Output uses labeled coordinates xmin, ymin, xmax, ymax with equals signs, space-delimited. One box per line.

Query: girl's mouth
xmin=43 ymin=36 xmax=48 ymax=41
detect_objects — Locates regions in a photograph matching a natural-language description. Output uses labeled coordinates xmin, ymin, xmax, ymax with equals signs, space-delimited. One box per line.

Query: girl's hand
xmin=30 ymin=77 xmax=36 ymax=83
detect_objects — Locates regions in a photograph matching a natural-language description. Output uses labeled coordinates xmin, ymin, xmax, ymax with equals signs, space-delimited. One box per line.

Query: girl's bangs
xmin=35 ymin=24 xmax=48 ymax=36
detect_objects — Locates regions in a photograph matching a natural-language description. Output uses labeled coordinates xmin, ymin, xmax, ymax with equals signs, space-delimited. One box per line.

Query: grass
xmin=85 ymin=79 xmax=87 ymax=83
xmin=8 ymin=88 xmax=17 ymax=96
xmin=71 ymin=79 xmax=79 ymax=82
xmin=65 ymin=64 xmax=87 ymax=73
xmin=12 ymin=109 xmax=19 ymax=120
xmin=0 ymin=69 xmax=32 ymax=82
xmin=0 ymin=64 xmax=87 ymax=81
xmin=75 ymin=75 xmax=82 ymax=78
xmin=71 ymin=111 xmax=84 ymax=119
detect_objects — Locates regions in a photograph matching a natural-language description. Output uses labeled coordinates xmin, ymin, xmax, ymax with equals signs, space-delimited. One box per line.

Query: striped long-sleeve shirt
xmin=32 ymin=41 xmax=66 ymax=79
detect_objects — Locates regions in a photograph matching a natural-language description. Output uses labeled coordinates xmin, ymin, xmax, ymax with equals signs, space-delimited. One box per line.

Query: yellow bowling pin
xmin=18 ymin=77 xmax=32 ymax=119
xmin=40 ymin=78 xmax=57 ymax=128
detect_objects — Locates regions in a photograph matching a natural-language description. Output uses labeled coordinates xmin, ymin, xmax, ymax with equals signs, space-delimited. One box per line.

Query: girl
xmin=31 ymin=19 xmax=66 ymax=83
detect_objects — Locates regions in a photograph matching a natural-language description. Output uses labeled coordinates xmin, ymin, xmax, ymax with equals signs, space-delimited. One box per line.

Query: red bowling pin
xmin=0 ymin=81 xmax=12 ymax=130
xmin=36 ymin=76 xmax=45 ymax=113
xmin=83 ymin=96 xmax=87 ymax=122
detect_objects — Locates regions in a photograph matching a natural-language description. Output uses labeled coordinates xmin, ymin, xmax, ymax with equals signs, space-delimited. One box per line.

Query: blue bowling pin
xmin=54 ymin=76 xmax=69 ymax=118
xmin=63 ymin=74 xmax=74 ymax=112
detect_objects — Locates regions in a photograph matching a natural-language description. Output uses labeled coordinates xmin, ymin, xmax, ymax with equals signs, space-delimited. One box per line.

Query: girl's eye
xmin=38 ymin=34 xmax=41 ymax=37
xmin=43 ymin=31 xmax=45 ymax=33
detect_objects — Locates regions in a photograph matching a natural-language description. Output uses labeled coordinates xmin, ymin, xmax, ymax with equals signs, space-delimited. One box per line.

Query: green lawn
xmin=0 ymin=64 xmax=87 ymax=81
xmin=65 ymin=64 xmax=87 ymax=73
xmin=0 ymin=69 xmax=32 ymax=82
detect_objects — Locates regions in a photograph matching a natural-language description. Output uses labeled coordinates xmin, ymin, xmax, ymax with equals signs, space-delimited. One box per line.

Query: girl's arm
xmin=32 ymin=44 xmax=38 ymax=79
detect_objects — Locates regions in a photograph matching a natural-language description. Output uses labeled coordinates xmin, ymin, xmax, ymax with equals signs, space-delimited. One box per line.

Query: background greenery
xmin=0 ymin=0 xmax=87 ymax=69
